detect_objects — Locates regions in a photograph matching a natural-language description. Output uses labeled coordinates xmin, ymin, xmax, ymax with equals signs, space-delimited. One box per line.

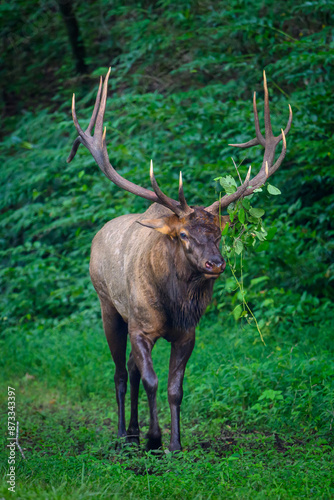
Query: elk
xmin=67 ymin=69 xmax=292 ymax=452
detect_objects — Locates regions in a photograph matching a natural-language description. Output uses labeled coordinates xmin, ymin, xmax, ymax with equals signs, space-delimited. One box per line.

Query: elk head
xmin=138 ymin=191 xmax=226 ymax=278
xmin=67 ymin=69 xmax=292 ymax=275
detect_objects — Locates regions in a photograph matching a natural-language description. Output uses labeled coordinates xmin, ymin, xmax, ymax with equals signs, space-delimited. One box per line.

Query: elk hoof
xmin=126 ymin=429 xmax=140 ymax=446
xmin=146 ymin=436 xmax=162 ymax=451
xmin=168 ymin=442 xmax=182 ymax=453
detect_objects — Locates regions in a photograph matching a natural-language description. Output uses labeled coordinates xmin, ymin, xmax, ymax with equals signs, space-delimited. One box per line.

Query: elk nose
xmin=205 ymin=257 xmax=226 ymax=273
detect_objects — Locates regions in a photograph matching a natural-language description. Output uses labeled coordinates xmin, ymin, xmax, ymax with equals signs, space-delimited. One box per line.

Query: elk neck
xmin=150 ymin=234 xmax=215 ymax=330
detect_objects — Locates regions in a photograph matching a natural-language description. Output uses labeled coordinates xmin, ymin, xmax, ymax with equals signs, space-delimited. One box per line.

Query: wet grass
xmin=1 ymin=312 xmax=333 ymax=499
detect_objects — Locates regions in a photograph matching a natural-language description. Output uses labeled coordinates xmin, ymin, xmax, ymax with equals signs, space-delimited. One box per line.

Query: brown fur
xmin=90 ymin=203 xmax=225 ymax=451
xmin=69 ymin=69 xmax=290 ymax=453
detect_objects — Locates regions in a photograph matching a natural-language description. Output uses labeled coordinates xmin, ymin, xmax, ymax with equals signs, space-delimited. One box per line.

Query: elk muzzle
xmin=204 ymin=256 xmax=226 ymax=278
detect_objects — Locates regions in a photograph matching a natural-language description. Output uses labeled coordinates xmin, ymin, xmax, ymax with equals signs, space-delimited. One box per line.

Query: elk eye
xmin=180 ymin=232 xmax=188 ymax=240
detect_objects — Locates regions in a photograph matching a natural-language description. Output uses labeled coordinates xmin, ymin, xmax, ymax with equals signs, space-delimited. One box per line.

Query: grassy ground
xmin=1 ymin=310 xmax=333 ymax=499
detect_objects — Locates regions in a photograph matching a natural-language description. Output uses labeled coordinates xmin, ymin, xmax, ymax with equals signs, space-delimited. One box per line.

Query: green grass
xmin=1 ymin=311 xmax=333 ymax=499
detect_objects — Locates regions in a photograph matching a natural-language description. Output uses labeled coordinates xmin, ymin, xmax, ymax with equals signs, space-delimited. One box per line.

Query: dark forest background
xmin=1 ymin=1 xmax=333 ymax=498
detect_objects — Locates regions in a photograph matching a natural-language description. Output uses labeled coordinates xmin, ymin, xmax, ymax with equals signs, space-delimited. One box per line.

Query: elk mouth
xmin=203 ymin=272 xmax=221 ymax=279
xmin=202 ymin=259 xmax=226 ymax=279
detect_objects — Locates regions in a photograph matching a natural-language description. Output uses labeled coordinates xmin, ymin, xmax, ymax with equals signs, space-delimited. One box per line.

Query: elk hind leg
xmin=100 ymin=299 xmax=128 ymax=440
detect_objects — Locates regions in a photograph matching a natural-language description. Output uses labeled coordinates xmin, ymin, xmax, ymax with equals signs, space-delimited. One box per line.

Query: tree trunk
xmin=58 ymin=0 xmax=87 ymax=74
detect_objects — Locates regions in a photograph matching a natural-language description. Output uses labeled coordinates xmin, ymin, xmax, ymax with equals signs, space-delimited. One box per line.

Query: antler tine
xmin=178 ymin=172 xmax=192 ymax=214
xmin=67 ymin=76 xmax=103 ymax=163
xmin=229 ymin=137 xmax=259 ymax=149
xmin=285 ymin=104 xmax=293 ymax=134
xmin=274 ymin=104 xmax=293 ymax=145
xmin=95 ymin=67 xmax=111 ymax=139
xmin=270 ymin=129 xmax=287 ymax=175
xmin=228 ymin=91 xmax=266 ymax=149
xmin=263 ymin=71 xmax=273 ymax=138
xmin=67 ymin=136 xmax=81 ymax=163
xmin=87 ymin=76 xmax=103 ymax=133
xmin=150 ymin=161 xmax=189 ymax=216
xmin=71 ymin=93 xmax=85 ymax=139
xmin=102 ymin=126 xmax=107 ymax=147
xmin=253 ymin=90 xmax=266 ymax=146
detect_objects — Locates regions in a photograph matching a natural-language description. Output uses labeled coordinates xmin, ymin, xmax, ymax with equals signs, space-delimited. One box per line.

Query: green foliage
xmin=1 ymin=0 xmax=334 ymax=497
xmin=216 ymin=172 xmax=276 ymax=256
xmin=215 ymin=170 xmax=292 ymax=339
xmin=0 ymin=316 xmax=334 ymax=498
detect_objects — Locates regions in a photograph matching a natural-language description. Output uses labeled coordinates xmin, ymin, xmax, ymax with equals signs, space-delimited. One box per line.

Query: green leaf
xmin=22 ymin=141 xmax=34 ymax=149
xmin=91 ymin=67 xmax=110 ymax=77
xmin=32 ymin=189 xmax=40 ymax=200
xmin=233 ymin=304 xmax=243 ymax=321
xmin=220 ymin=175 xmax=237 ymax=195
xmin=254 ymin=230 xmax=266 ymax=241
xmin=249 ymin=207 xmax=265 ymax=218
xmin=255 ymin=241 xmax=269 ymax=252
xmin=250 ymin=276 xmax=269 ymax=286
xmin=221 ymin=222 xmax=229 ymax=235
xmin=238 ymin=208 xmax=245 ymax=224
xmin=242 ymin=198 xmax=250 ymax=210
xmin=260 ymin=226 xmax=268 ymax=238
xmin=267 ymin=184 xmax=281 ymax=195
xmin=234 ymin=240 xmax=244 ymax=255
xmin=267 ymin=226 xmax=277 ymax=241
xmin=259 ymin=389 xmax=283 ymax=401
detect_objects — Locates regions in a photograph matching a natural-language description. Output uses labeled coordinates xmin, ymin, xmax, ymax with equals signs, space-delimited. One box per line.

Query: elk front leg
xmin=100 ymin=300 xmax=128 ymax=440
xmin=126 ymin=351 xmax=141 ymax=444
xmin=168 ymin=332 xmax=195 ymax=452
xmin=129 ymin=330 xmax=162 ymax=450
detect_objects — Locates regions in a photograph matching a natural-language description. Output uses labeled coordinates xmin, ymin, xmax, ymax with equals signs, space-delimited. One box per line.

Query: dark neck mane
xmin=160 ymin=264 xmax=215 ymax=330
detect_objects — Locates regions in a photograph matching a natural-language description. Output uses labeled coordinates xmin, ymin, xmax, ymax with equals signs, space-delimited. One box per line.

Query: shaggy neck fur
xmin=158 ymin=240 xmax=215 ymax=330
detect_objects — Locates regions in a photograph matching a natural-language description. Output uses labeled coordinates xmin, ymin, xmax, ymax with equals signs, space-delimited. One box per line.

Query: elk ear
xmin=137 ymin=215 xmax=179 ymax=235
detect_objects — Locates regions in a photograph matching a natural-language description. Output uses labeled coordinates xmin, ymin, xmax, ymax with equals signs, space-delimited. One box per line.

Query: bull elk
xmin=67 ymin=69 xmax=292 ymax=452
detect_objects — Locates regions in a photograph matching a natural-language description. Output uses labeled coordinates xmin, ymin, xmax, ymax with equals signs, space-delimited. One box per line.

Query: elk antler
xmin=67 ymin=69 xmax=193 ymax=217
xmin=206 ymin=71 xmax=292 ymax=214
